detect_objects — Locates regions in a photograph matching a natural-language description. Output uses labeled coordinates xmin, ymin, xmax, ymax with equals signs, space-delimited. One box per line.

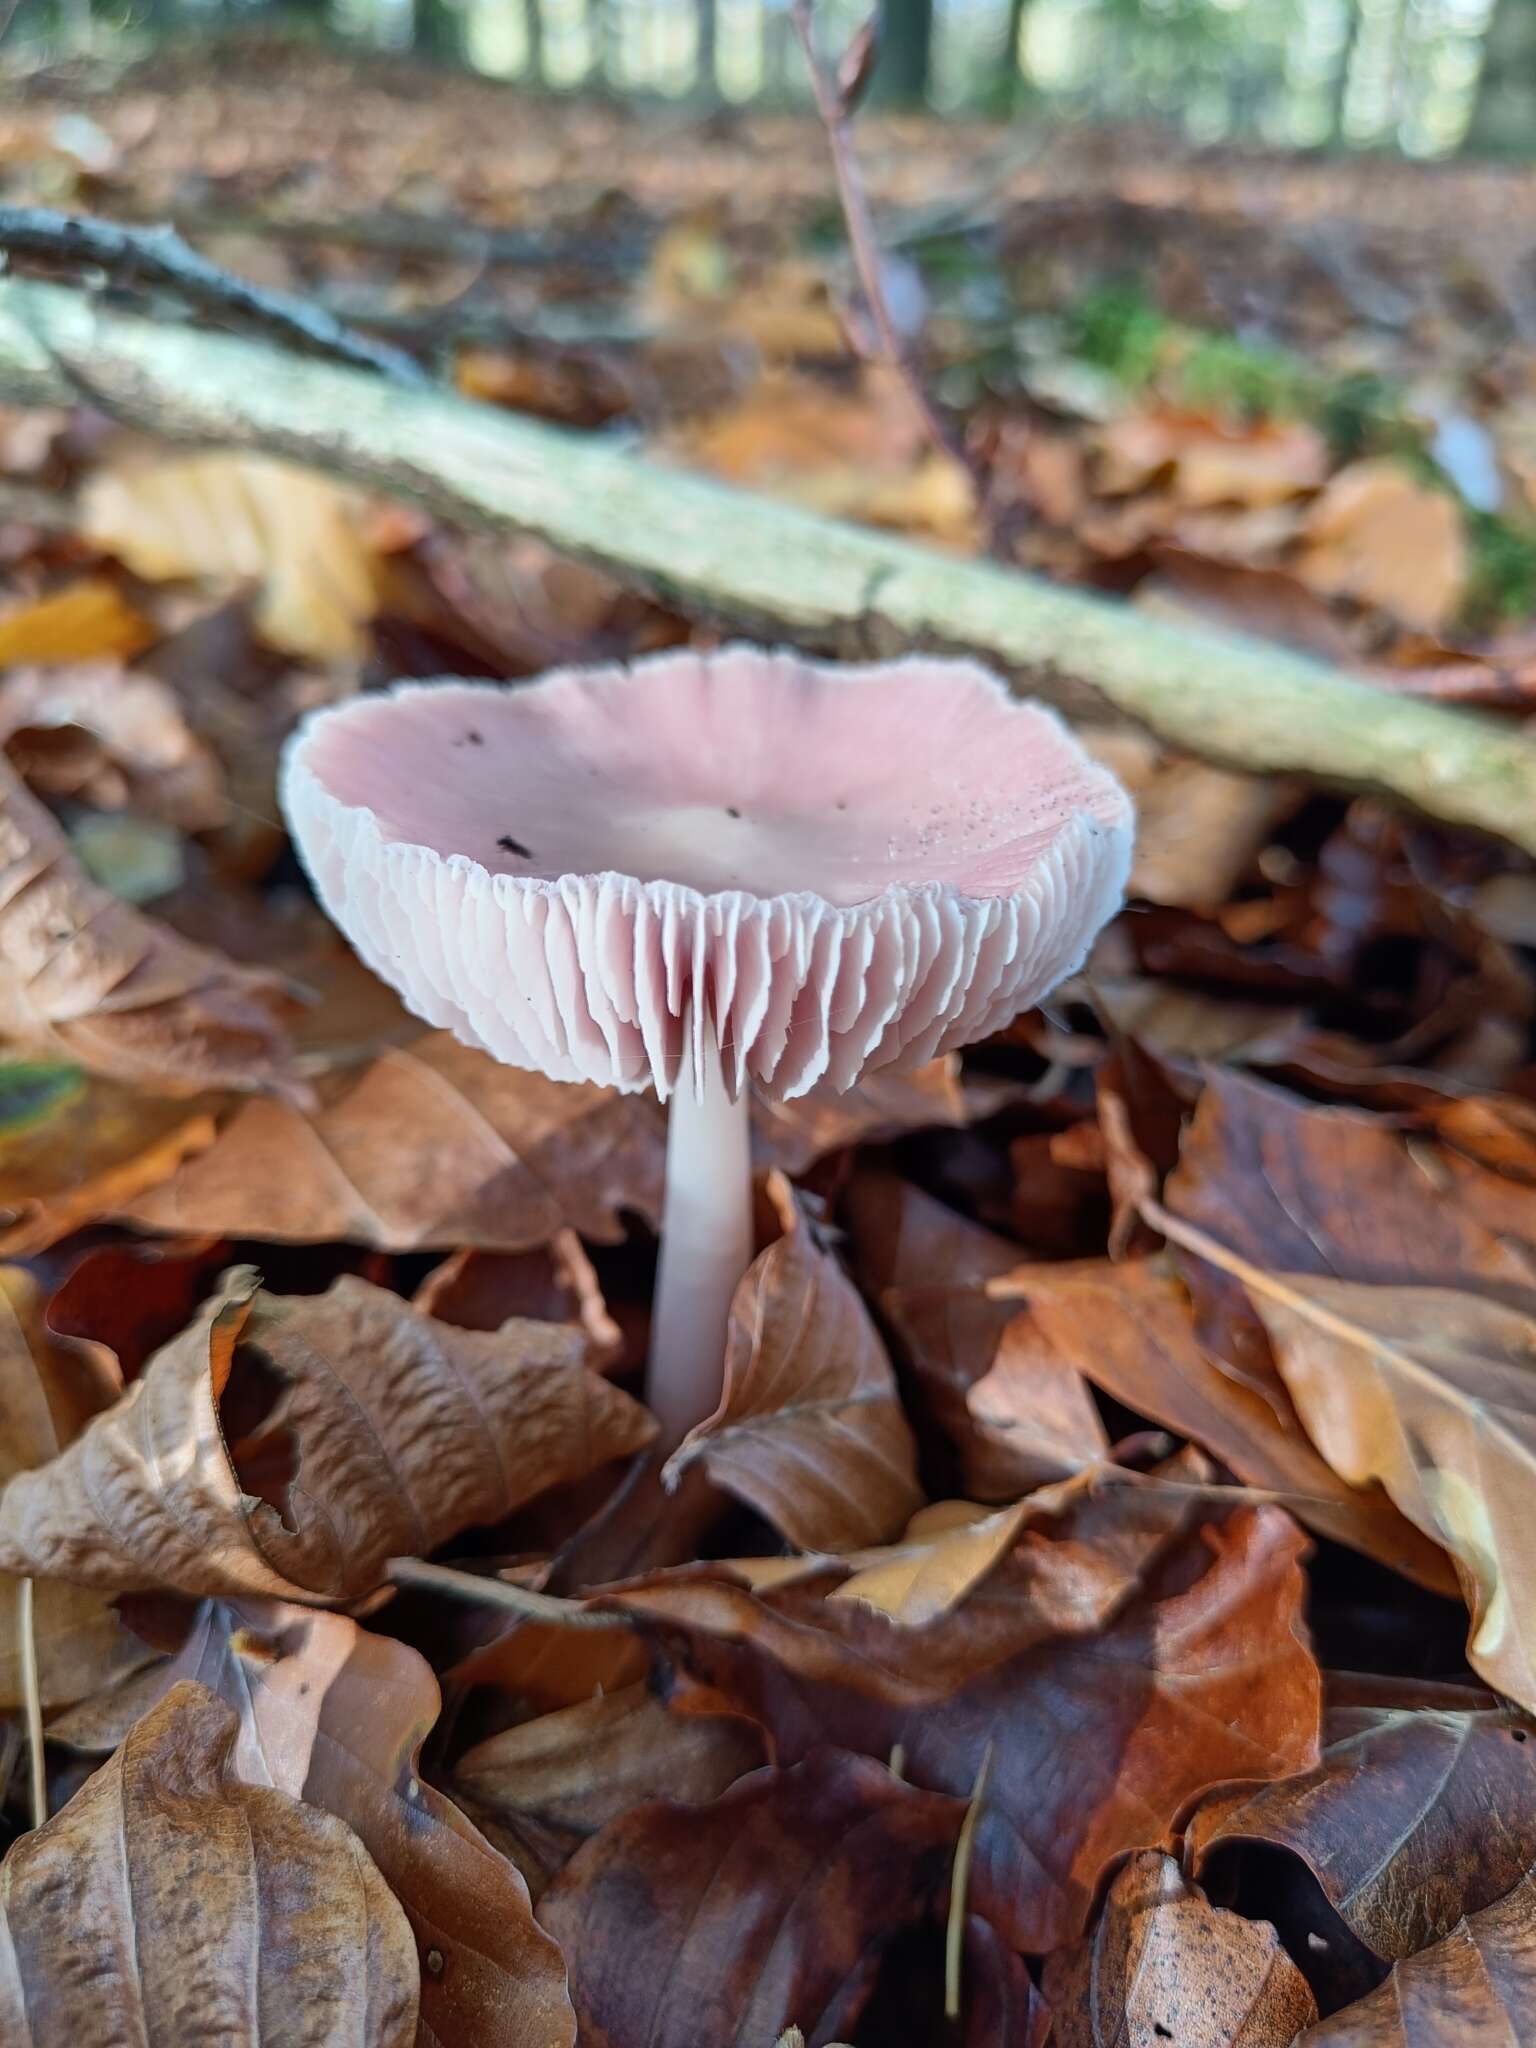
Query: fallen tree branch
xmin=2 ymin=277 xmax=1535 ymax=852
xmin=0 ymin=207 xmax=427 ymax=385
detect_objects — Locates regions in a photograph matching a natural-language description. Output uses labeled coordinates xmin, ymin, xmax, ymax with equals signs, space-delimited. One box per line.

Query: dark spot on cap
xmin=835 ymin=800 xmax=848 ymax=811
xmin=725 ymin=806 xmax=741 ymax=819
xmin=497 ymin=834 xmax=532 ymax=858
xmin=425 ymin=1949 xmax=446 ymax=1978
xmin=457 ymin=730 xmax=484 ymax=747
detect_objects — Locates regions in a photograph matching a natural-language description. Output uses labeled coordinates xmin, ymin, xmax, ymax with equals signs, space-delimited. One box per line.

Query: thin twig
xmin=0 ymin=206 xmax=427 ymax=385
xmin=17 ymin=1577 xmax=46 ymax=1831
xmin=788 ymin=0 xmax=990 ymax=523
xmin=386 ymin=1554 xmax=636 ymax=1630
xmin=944 ymin=1738 xmax=994 ymax=2020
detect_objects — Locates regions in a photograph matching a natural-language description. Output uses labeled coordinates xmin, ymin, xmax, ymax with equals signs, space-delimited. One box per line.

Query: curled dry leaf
xmin=1188 ymin=1687 xmax=1536 ymax=1961
xmin=538 ymin=1749 xmax=1039 ymax=2047
xmin=0 ymin=1265 xmax=152 ymax=1710
xmin=0 ymin=759 xmax=300 ymax=1098
xmin=0 ymin=1681 xmax=420 ymax=2047
xmin=610 ymin=1479 xmax=1321 ymax=1952
xmin=664 ymin=1172 xmax=922 ymax=1550
xmin=454 ymin=1681 xmax=765 ymax=1897
xmin=80 ymin=450 xmax=379 ymax=663
xmin=1042 ymin=1851 xmax=1317 ymax=2048
xmin=0 ymin=661 xmax=226 ymax=832
xmin=1297 ymin=1866 xmax=1536 ymax=2047
xmin=988 ymin=1253 xmax=1455 ymax=1591
xmin=115 ymin=1029 xmax=666 ymax=1251
xmin=0 ymin=1269 xmax=655 ymax=1602
xmin=844 ymin=1170 xmax=1106 ymax=1498
xmin=47 ymin=1598 xmax=578 ymax=2048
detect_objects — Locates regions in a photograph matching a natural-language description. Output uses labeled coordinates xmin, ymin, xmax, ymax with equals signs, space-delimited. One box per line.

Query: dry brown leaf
xmin=0 ymin=1061 xmax=217 ymax=1256
xmin=1206 ymin=1256 xmax=1536 ymax=1716
xmin=537 ymin=1748 xmax=1040 ymax=2047
xmin=1188 ymin=1686 xmax=1536 ymax=1961
xmin=1085 ymin=730 xmax=1296 ymax=911
xmin=0 ymin=661 xmax=226 ymax=831
xmin=0 ymin=1266 xmax=152 ymax=1710
xmin=845 ymin=1170 xmax=1106 ymax=1497
xmin=824 ymin=1498 xmax=1034 ymax=1624
xmin=0 ymin=759 xmax=300 ymax=1098
xmin=1163 ymin=1069 xmax=1536 ymax=1402
xmin=664 ymin=1172 xmax=922 ymax=1550
xmin=413 ymin=1232 xmax=623 ymax=1369
xmin=1042 ymin=1851 xmax=1317 ymax=2047
xmin=0 ymin=1268 xmax=656 ymax=1602
xmin=751 ymin=1056 xmax=966 ymax=1176
xmin=48 ymin=1598 xmax=578 ymax=2048
xmin=80 ymin=450 xmax=378 ymax=662
xmin=668 ymin=366 xmax=978 ymax=545
xmin=1095 ymin=410 xmax=1329 ymax=508
xmin=0 ymin=577 xmax=155 ymax=666
xmin=1297 ymin=1866 xmax=1536 ymax=2046
xmin=988 ymin=1254 xmax=1455 ymax=1591
xmin=612 ymin=1480 xmax=1321 ymax=1953
xmin=455 ymin=1681 xmax=765 ymax=1897
xmin=0 ymin=1680 xmax=420 ymax=2046
xmin=1295 ymin=458 xmax=1467 ymax=632
xmin=115 ymin=1029 xmax=665 ymax=1250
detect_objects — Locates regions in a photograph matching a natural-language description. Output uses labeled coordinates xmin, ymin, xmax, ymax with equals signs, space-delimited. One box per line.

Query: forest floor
xmin=0 ymin=32 xmax=1533 ymax=2047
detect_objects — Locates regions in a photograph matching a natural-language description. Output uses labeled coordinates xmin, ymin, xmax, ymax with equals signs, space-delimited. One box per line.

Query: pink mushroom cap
xmin=280 ymin=646 xmax=1134 ymax=1099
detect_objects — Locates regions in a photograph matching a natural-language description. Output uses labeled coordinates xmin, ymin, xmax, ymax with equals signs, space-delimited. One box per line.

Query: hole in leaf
xmin=220 ymin=1343 xmax=301 ymax=1533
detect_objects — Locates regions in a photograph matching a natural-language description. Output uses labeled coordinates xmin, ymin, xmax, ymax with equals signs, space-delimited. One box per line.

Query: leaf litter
xmin=7 ymin=41 xmax=1536 ymax=2047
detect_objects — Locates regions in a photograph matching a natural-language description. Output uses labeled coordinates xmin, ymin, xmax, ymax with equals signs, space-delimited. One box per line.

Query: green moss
xmin=1463 ymin=510 xmax=1536 ymax=628
xmin=1060 ymin=282 xmax=1170 ymax=394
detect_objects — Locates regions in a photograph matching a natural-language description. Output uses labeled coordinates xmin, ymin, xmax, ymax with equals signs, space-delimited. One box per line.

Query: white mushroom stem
xmin=648 ymin=1022 xmax=753 ymax=1450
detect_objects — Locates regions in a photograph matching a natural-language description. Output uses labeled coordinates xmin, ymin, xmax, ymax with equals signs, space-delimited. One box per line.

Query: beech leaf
xmin=47 ymin=1598 xmax=578 ymax=2048
xmin=1189 ymin=1687 xmax=1536 ymax=1961
xmin=751 ymin=1056 xmax=965 ymax=1175
xmin=115 ymin=1030 xmax=666 ymax=1251
xmin=611 ymin=1480 xmax=1321 ymax=1951
xmin=0 ymin=1680 xmax=420 ymax=2047
xmin=0 ymin=1269 xmax=655 ymax=1601
xmin=846 ymin=1170 xmax=1105 ymax=1497
xmin=989 ymin=1253 xmax=1455 ymax=1591
xmin=664 ymin=1173 xmax=922 ymax=1550
xmin=537 ymin=1749 xmax=1041 ymax=2046
xmin=0 ymin=1265 xmax=151 ymax=1710
xmin=80 ymin=450 xmax=379 ymax=663
xmin=455 ymin=1680 xmax=765 ymax=1896
xmin=0 ymin=758 xmax=300 ymax=1098
xmin=1297 ymin=1865 xmax=1536 ymax=2047
xmin=1042 ymin=1851 xmax=1317 ymax=2047
xmin=1219 ymin=1257 xmax=1536 ymax=1717
xmin=1164 ymin=1069 xmax=1536 ymax=1401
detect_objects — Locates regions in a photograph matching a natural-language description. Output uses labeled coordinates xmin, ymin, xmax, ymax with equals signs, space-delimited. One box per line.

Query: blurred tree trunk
xmin=1005 ymin=0 xmax=1034 ymax=106
xmin=414 ymin=0 xmax=460 ymax=58
xmin=874 ymin=0 xmax=931 ymax=106
xmin=1468 ymin=0 xmax=1536 ymax=155
xmin=696 ymin=0 xmax=716 ymax=96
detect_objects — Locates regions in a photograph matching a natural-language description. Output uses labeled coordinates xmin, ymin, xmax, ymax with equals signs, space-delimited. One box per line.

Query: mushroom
xmin=280 ymin=647 xmax=1134 ymax=1446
